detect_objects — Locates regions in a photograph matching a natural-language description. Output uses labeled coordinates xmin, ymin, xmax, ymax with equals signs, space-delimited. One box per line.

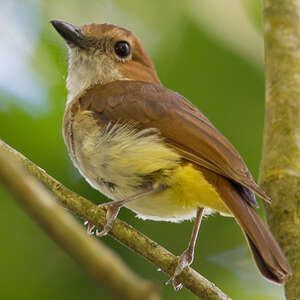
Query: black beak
xmin=50 ymin=19 xmax=88 ymax=49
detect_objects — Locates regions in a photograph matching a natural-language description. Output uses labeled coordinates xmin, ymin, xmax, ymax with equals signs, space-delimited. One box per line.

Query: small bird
xmin=51 ymin=19 xmax=292 ymax=289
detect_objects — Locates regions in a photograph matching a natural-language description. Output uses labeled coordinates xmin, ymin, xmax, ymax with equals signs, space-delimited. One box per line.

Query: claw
xmin=165 ymin=249 xmax=193 ymax=290
xmin=165 ymin=275 xmax=184 ymax=290
xmin=84 ymin=221 xmax=96 ymax=235
xmin=87 ymin=224 xmax=96 ymax=235
xmin=96 ymin=227 xmax=110 ymax=237
xmin=165 ymin=277 xmax=183 ymax=290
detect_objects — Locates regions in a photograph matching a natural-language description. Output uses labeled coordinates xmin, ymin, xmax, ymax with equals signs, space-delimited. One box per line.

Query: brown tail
xmin=216 ymin=177 xmax=292 ymax=284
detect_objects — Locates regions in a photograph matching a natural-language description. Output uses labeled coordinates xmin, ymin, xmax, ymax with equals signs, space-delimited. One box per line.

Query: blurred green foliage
xmin=0 ymin=1 xmax=283 ymax=300
xmin=242 ymin=0 xmax=263 ymax=33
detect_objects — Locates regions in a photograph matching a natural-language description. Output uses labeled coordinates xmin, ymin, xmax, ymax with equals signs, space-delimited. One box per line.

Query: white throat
xmin=66 ymin=49 xmax=128 ymax=104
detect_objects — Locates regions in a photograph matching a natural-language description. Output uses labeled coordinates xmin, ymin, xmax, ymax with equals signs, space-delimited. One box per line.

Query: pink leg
xmin=166 ymin=207 xmax=205 ymax=290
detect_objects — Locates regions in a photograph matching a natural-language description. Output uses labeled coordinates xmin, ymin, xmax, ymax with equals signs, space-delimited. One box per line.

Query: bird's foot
xmin=165 ymin=249 xmax=193 ymax=290
xmin=83 ymin=202 xmax=120 ymax=236
xmin=96 ymin=188 xmax=162 ymax=236
xmin=96 ymin=202 xmax=122 ymax=237
xmin=84 ymin=220 xmax=96 ymax=235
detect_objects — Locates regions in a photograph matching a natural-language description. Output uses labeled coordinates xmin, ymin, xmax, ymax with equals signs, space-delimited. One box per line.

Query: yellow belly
xmin=126 ymin=163 xmax=231 ymax=222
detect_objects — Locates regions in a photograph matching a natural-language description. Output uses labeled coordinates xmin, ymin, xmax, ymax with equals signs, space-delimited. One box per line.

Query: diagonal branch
xmin=0 ymin=138 xmax=230 ymax=300
xmin=0 ymin=143 xmax=160 ymax=300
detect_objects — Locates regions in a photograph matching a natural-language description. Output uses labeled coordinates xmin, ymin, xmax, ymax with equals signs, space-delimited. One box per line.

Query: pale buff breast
xmin=63 ymin=107 xmax=230 ymax=222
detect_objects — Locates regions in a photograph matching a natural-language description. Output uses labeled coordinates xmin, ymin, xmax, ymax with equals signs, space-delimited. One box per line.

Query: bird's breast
xmin=63 ymin=105 xmax=231 ymax=221
xmin=63 ymin=107 xmax=180 ymax=199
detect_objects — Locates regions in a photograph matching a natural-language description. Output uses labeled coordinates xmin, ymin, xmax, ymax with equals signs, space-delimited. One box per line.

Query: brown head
xmin=51 ymin=20 xmax=161 ymax=102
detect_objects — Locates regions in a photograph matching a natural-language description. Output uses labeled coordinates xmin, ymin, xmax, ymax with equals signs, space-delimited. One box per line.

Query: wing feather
xmin=77 ymin=80 xmax=270 ymax=205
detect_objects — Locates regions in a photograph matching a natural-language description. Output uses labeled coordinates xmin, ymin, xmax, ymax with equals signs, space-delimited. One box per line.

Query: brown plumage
xmin=73 ymin=80 xmax=291 ymax=284
xmin=51 ymin=20 xmax=292 ymax=287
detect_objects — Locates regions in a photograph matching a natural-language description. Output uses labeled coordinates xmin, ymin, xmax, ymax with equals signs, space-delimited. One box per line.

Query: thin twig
xmin=0 ymin=138 xmax=230 ymax=300
xmin=0 ymin=146 xmax=160 ymax=300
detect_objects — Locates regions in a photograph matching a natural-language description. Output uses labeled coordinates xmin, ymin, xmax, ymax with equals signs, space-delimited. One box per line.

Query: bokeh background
xmin=0 ymin=0 xmax=284 ymax=299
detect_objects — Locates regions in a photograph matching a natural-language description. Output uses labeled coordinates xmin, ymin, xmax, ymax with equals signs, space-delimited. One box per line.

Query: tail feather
xmin=216 ymin=177 xmax=292 ymax=284
xmin=247 ymin=235 xmax=284 ymax=283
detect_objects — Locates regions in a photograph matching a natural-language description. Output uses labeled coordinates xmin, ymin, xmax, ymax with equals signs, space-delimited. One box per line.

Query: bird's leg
xmin=85 ymin=186 xmax=161 ymax=235
xmin=166 ymin=207 xmax=205 ymax=290
xmin=96 ymin=185 xmax=166 ymax=237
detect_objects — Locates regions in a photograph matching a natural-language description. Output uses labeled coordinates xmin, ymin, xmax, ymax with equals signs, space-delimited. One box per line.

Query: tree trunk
xmin=260 ymin=1 xmax=300 ymax=299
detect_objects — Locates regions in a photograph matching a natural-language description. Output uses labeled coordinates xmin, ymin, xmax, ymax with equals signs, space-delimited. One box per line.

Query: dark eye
xmin=114 ymin=41 xmax=131 ymax=58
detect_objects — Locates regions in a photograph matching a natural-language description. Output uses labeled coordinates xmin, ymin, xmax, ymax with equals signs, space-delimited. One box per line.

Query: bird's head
xmin=51 ymin=20 xmax=161 ymax=102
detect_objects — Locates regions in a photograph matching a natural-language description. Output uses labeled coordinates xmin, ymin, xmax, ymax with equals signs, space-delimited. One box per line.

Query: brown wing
xmin=78 ymin=80 xmax=270 ymax=204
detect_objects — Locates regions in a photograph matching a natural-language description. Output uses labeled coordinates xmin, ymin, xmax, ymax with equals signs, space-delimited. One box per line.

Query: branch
xmin=260 ymin=1 xmax=300 ymax=299
xmin=0 ymin=144 xmax=160 ymax=300
xmin=0 ymin=138 xmax=231 ymax=300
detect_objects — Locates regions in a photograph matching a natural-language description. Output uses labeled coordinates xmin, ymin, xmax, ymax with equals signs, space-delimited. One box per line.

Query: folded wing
xmin=78 ymin=80 xmax=270 ymax=205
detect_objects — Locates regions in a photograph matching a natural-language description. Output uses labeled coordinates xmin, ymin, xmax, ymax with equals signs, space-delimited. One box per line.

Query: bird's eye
xmin=114 ymin=41 xmax=131 ymax=58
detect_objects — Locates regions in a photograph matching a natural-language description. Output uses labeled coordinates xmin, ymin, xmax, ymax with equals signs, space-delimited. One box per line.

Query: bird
xmin=51 ymin=19 xmax=292 ymax=290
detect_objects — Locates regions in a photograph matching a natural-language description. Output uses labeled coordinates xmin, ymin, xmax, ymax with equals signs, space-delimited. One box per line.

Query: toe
xmin=86 ymin=222 xmax=95 ymax=235
xmin=174 ymin=282 xmax=183 ymax=291
xmin=96 ymin=223 xmax=112 ymax=237
xmin=96 ymin=229 xmax=109 ymax=237
xmin=165 ymin=250 xmax=194 ymax=290
xmin=165 ymin=276 xmax=183 ymax=291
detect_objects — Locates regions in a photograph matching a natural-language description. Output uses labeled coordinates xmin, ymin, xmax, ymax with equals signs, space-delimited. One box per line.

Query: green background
xmin=0 ymin=0 xmax=284 ymax=299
